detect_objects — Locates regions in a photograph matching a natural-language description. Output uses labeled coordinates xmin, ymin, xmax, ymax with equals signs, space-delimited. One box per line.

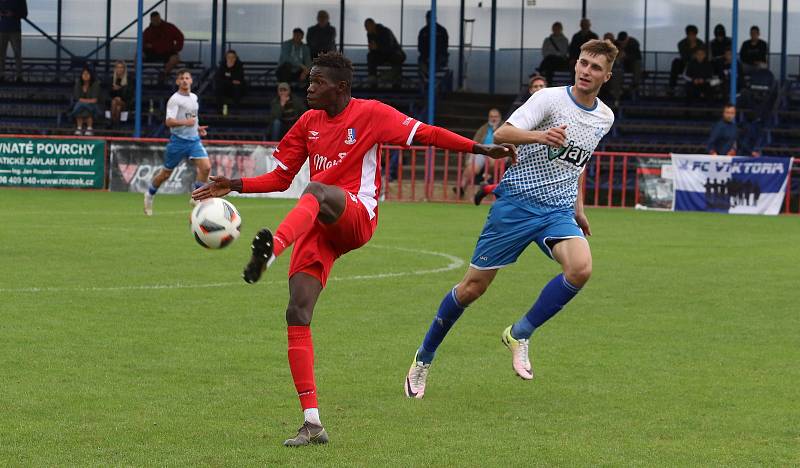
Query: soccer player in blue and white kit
xmin=144 ymin=69 xmax=210 ymax=216
xmin=405 ymin=39 xmax=619 ymax=398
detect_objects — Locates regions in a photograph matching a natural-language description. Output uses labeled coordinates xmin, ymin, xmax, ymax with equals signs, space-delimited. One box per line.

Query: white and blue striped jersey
xmin=166 ymin=91 xmax=200 ymax=140
xmin=496 ymin=86 xmax=614 ymax=210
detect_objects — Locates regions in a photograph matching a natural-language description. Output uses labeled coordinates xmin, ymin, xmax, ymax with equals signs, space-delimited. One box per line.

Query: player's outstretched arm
xmin=192 ymin=175 xmax=237 ymax=200
xmin=472 ymin=142 xmax=518 ymax=166
xmin=494 ymin=123 xmax=567 ymax=148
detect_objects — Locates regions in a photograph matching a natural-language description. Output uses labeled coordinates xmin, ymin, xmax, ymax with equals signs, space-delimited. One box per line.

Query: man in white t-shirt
xmin=405 ymin=39 xmax=618 ymax=398
xmin=144 ymin=69 xmax=210 ymax=216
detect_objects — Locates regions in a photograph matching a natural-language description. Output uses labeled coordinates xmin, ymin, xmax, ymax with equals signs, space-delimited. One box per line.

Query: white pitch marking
xmin=0 ymin=246 xmax=464 ymax=294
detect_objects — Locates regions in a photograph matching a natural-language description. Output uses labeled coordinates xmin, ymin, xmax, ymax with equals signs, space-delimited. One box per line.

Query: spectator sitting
xmin=70 ymin=66 xmax=101 ymax=136
xmin=418 ymin=10 xmax=449 ymax=76
xmin=107 ymin=60 xmax=131 ymax=128
xmin=215 ymin=49 xmax=245 ymax=114
xmin=0 ymin=0 xmax=27 ymax=83
xmin=364 ymin=18 xmax=406 ymax=87
xmin=306 ymin=10 xmax=336 ymax=59
xmin=670 ymin=24 xmax=704 ymax=89
xmin=269 ymin=82 xmax=307 ymax=141
xmin=454 ymin=108 xmax=502 ymax=199
xmin=709 ymin=23 xmax=731 ymax=61
xmin=537 ymin=21 xmax=569 ymax=84
xmin=739 ymin=25 xmax=768 ymax=72
xmin=507 ymin=74 xmax=546 ymax=117
xmin=616 ymin=31 xmax=642 ymax=90
xmin=707 ymin=103 xmax=738 ymax=156
xmin=568 ymin=18 xmax=598 ymax=63
xmin=715 ymin=48 xmax=743 ymax=92
xmin=684 ymin=47 xmax=716 ymax=103
xmin=276 ymin=28 xmax=311 ymax=87
xmin=142 ymin=11 xmax=183 ymax=80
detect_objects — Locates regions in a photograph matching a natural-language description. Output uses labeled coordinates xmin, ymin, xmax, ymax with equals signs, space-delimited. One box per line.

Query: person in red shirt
xmin=192 ymin=51 xmax=514 ymax=446
xmin=142 ymin=12 xmax=184 ymax=79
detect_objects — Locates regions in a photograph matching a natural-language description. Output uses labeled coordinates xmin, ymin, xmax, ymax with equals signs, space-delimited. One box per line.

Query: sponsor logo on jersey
xmin=312 ymin=152 xmax=347 ymax=171
xmin=344 ymin=128 xmax=357 ymax=145
xmin=308 ymin=130 xmax=320 ymax=140
xmin=547 ymin=140 xmax=592 ymax=167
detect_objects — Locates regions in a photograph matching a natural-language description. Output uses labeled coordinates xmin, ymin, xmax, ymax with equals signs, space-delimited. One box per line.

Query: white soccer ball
xmin=190 ymin=198 xmax=242 ymax=249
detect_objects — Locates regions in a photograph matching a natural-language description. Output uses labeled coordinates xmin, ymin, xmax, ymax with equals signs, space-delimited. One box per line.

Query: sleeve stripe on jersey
xmin=405 ymin=121 xmax=422 ymax=146
xmin=275 ymin=159 xmax=288 ymax=170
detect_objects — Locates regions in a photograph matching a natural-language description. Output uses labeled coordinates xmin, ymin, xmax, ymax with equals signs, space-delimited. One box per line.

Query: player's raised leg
xmin=244 ymin=182 xmax=346 ymax=283
xmin=473 ymin=183 xmax=499 ymax=205
xmin=405 ymin=267 xmax=497 ymax=398
xmin=504 ymin=237 xmax=591 ymax=378
xmin=282 ymin=273 xmax=330 ymax=446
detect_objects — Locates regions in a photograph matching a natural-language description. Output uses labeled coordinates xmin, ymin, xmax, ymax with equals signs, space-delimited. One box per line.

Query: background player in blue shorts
xmin=405 ymin=39 xmax=619 ymax=398
xmin=144 ymin=69 xmax=210 ymax=216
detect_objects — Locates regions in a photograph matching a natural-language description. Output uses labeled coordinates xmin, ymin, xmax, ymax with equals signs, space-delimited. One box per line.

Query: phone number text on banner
xmin=671 ymin=153 xmax=793 ymax=215
xmin=0 ymin=138 xmax=105 ymax=188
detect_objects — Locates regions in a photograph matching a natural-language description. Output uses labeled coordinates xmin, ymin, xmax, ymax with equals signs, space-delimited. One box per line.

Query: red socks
xmin=287 ymin=325 xmax=318 ymax=410
xmin=483 ymin=183 xmax=498 ymax=194
xmin=273 ymin=194 xmax=320 ymax=257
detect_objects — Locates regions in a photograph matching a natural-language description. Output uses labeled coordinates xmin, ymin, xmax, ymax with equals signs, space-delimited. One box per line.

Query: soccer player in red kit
xmin=192 ymin=51 xmax=514 ymax=446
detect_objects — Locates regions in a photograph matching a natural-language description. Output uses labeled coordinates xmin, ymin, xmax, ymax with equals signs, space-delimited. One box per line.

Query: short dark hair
xmin=312 ymin=51 xmax=353 ymax=87
xmin=723 ymin=102 xmax=736 ymax=109
xmin=617 ymin=31 xmax=628 ymax=41
xmin=750 ymin=25 xmax=760 ymax=33
xmin=553 ymin=21 xmax=562 ymax=28
xmin=175 ymin=68 xmax=191 ymax=78
xmin=150 ymin=11 xmax=160 ymax=18
xmin=364 ymin=18 xmax=375 ymax=27
xmin=686 ymin=24 xmax=698 ymax=35
xmin=293 ymin=28 xmax=304 ymax=35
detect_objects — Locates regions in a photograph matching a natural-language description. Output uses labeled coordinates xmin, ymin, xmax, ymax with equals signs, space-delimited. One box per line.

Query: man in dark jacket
xmin=568 ymin=18 xmax=598 ymax=62
xmin=418 ymin=10 xmax=449 ymax=76
xmin=306 ymin=10 xmax=336 ymax=59
xmin=709 ymin=24 xmax=731 ymax=60
xmin=670 ymin=24 xmax=704 ymax=89
xmin=0 ymin=0 xmax=26 ymax=82
xmin=707 ymin=104 xmax=738 ymax=155
xmin=740 ymin=25 xmax=768 ymax=71
xmin=215 ymin=50 xmax=245 ymax=113
xmin=365 ymin=18 xmax=405 ymax=86
xmin=616 ymin=31 xmax=642 ymax=89
xmin=685 ymin=48 xmax=716 ymax=103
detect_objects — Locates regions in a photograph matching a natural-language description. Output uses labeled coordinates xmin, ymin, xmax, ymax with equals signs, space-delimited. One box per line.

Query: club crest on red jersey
xmin=344 ymin=128 xmax=357 ymax=145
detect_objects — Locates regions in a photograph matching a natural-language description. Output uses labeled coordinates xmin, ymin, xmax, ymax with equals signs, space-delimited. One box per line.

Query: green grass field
xmin=1 ymin=189 xmax=799 ymax=466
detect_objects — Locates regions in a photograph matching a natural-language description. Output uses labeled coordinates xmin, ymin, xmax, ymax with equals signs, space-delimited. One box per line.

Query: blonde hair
xmin=580 ymin=39 xmax=619 ymax=69
xmin=113 ymin=60 xmax=128 ymax=87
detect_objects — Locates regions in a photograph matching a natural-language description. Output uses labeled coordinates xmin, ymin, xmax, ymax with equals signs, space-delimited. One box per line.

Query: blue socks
xmin=511 ymin=274 xmax=581 ymax=340
xmin=417 ymin=287 xmax=466 ymax=364
xmin=147 ymin=184 xmax=158 ymax=196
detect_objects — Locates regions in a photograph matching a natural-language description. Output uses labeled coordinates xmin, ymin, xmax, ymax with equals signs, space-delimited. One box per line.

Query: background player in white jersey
xmin=144 ymin=69 xmax=210 ymax=216
xmin=405 ymin=39 xmax=618 ymax=398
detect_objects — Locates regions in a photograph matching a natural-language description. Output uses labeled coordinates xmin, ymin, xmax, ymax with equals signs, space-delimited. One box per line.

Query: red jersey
xmin=242 ymin=98 xmax=476 ymax=221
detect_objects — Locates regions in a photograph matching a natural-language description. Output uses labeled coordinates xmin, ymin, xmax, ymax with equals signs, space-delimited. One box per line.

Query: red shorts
xmin=288 ymin=193 xmax=376 ymax=287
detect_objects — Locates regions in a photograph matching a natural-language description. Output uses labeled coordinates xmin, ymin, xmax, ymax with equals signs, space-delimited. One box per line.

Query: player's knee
xmin=285 ymin=303 xmax=312 ymax=326
xmin=303 ymin=182 xmax=326 ymax=204
xmin=564 ymin=262 xmax=592 ymax=287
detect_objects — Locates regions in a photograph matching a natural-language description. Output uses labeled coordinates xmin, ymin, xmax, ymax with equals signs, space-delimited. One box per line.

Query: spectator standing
xmin=0 ymin=0 xmax=26 ymax=82
xmin=709 ymin=24 xmax=731 ymax=61
xmin=269 ymin=82 xmax=307 ymax=141
xmin=70 ymin=66 xmax=101 ymax=136
xmin=684 ymin=47 xmax=716 ymax=103
xmin=215 ymin=49 xmax=245 ymax=114
xmin=616 ymin=31 xmax=642 ymax=90
xmin=568 ymin=18 xmax=598 ymax=63
xmin=739 ymin=25 xmax=768 ymax=71
xmin=670 ymin=24 xmax=704 ymax=89
xmin=707 ymin=104 xmax=738 ymax=156
xmin=364 ymin=18 xmax=406 ymax=87
xmin=107 ymin=60 xmax=132 ymax=128
xmin=306 ymin=10 xmax=336 ymax=59
xmin=418 ymin=10 xmax=449 ymax=76
xmin=277 ymin=28 xmax=312 ymax=87
xmin=142 ymin=12 xmax=184 ymax=80
xmin=600 ymin=33 xmax=624 ymax=106
xmin=537 ymin=21 xmax=569 ymax=84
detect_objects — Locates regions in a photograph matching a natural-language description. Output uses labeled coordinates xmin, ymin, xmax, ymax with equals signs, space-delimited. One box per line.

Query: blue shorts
xmin=470 ymin=198 xmax=585 ymax=269
xmin=164 ymin=135 xmax=208 ymax=170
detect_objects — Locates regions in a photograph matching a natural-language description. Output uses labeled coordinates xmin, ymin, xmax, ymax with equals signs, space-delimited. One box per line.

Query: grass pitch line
xmin=0 ymin=246 xmax=464 ymax=294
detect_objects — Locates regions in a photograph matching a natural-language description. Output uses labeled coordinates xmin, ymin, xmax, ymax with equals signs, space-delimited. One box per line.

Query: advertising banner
xmin=0 ymin=137 xmax=105 ymax=188
xmin=108 ymin=141 xmax=310 ymax=198
xmin=671 ymin=154 xmax=793 ymax=215
xmin=635 ymin=157 xmax=674 ymax=210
